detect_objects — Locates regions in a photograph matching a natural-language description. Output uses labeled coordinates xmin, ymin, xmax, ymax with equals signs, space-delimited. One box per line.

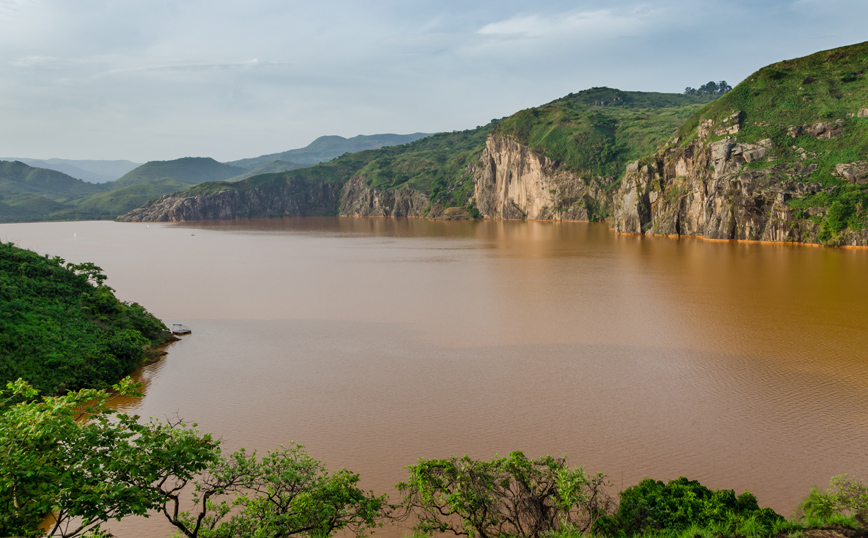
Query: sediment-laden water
xmin=3 ymin=218 xmax=867 ymax=537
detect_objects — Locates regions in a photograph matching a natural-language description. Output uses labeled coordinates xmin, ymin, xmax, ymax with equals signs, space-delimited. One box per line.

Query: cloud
xmin=9 ymin=54 xmax=58 ymax=68
xmin=90 ymin=58 xmax=282 ymax=79
xmin=478 ymin=6 xmax=659 ymax=41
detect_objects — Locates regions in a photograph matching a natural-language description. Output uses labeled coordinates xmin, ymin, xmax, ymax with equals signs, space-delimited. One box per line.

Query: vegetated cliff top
xmin=111 ymin=157 xmax=245 ymax=188
xmin=0 ymin=242 xmax=172 ymax=394
xmin=658 ymin=40 xmax=868 ymax=239
xmin=493 ymin=88 xmax=716 ymax=180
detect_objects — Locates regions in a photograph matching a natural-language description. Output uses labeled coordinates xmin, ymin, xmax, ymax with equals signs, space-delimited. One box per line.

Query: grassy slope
xmin=111 ymin=157 xmax=245 ymax=188
xmin=228 ymin=133 xmax=434 ymax=170
xmin=495 ymin=88 xmax=713 ymax=183
xmin=670 ymin=40 xmax=868 ymax=239
xmin=225 ymin=160 xmax=307 ymax=182
xmin=0 ymin=242 xmax=172 ymax=394
xmin=69 ymin=177 xmax=190 ymax=217
xmin=0 ymin=160 xmax=103 ymax=200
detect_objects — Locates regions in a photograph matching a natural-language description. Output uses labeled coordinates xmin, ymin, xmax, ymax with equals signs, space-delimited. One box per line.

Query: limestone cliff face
xmin=118 ymin=178 xmax=341 ymax=222
xmin=473 ymin=135 xmax=610 ymax=221
xmin=338 ymin=175 xmax=429 ymax=217
xmin=613 ymin=116 xmax=868 ymax=246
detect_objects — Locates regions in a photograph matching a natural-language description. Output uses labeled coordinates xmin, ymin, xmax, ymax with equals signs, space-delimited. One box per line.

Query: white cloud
xmin=478 ymin=7 xmax=659 ymax=40
xmin=9 ymin=54 xmax=57 ymax=68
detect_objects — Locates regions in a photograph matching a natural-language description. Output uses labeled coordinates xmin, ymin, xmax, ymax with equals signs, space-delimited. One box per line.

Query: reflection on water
xmin=3 ymin=217 xmax=868 ymax=537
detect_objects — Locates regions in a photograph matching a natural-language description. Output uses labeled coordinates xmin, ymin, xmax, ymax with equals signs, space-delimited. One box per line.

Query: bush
xmin=594 ymin=477 xmax=783 ymax=537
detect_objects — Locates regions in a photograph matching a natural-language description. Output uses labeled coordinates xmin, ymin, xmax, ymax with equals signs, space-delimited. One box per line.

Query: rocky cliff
xmin=473 ymin=135 xmax=611 ymax=221
xmin=612 ymin=110 xmax=868 ymax=246
xmin=118 ymin=177 xmax=342 ymax=222
xmin=338 ymin=175 xmax=429 ymax=217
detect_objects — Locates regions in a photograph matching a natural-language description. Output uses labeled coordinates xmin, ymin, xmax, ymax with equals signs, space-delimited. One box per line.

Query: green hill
xmin=70 ymin=177 xmax=190 ymax=217
xmin=0 ymin=160 xmax=103 ymax=200
xmin=495 ymin=88 xmax=714 ymax=179
xmin=0 ymin=242 xmax=172 ymax=394
xmin=111 ymin=157 xmax=245 ymax=188
xmin=612 ymin=40 xmax=868 ymax=245
xmin=228 ymin=133 xmax=434 ymax=170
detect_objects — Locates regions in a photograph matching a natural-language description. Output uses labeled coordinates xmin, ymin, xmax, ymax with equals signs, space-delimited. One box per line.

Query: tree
xmin=156 ymin=443 xmax=389 ymax=538
xmin=0 ymin=378 xmax=389 ymax=538
xmin=594 ymin=477 xmax=782 ymax=537
xmin=0 ymin=378 xmax=219 ymax=538
xmin=396 ymin=452 xmax=612 ymax=538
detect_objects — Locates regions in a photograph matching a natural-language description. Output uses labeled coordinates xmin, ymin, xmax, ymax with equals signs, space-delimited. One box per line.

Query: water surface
xmin=3 ymin=218 xmax=867 ymax=537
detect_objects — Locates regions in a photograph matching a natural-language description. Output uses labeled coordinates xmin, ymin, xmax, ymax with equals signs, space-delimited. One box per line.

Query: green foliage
xmin=595 ymin=477 xmax=783 ymax=537
xmin=0 ymin=242 xmax=172 ymax=394
xmin=798 ymin=475 xmax=868 ymax=528
xmin=397 ymin=451 xmax=612 ymax=538
xmin=162 ymin=443 xmax=389 ymax=538
xmin=684 ymin=81 xmax=733 ymax=96
xmin=0 ymin=378 xmax=220 ymax=538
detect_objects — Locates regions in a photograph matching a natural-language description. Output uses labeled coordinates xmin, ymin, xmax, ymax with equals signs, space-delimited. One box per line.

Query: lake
xmin=3 ymin=217 xmax=868 ymax=537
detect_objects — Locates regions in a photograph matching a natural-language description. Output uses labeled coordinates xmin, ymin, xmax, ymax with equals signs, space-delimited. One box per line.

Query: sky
xmin=0 ymin=0 xmax=867 ymax=163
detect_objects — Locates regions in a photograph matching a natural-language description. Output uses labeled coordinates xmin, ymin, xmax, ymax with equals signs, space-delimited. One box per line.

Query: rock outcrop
xmin=118 ymin=177 xmax=341 ymax=222
xmin=473 ymin=135 xmax=611 ymax=221
xmin=338 ymin=175 xmax=429 ymax=217
xmin=612 ymin=117 xmax=868 ymax=246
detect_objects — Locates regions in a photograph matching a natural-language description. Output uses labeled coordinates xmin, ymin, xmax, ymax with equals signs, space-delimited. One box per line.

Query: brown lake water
xmin=3 ymin=217 xmax=868 ymax=537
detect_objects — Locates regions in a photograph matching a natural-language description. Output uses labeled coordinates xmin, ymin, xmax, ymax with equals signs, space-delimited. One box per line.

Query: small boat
xmin=171 ymin=324 xmax=192 ymax=335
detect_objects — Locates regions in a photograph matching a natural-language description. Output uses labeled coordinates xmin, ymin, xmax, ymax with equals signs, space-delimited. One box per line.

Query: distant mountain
xmin=228 ymin=133 xmax=433 ymax=171
xmin=111 ymin=157 xmax=245 ymax=188
xmin=1 ymin=158 xmax=141 ymax=183
xmin=0 ymin=160 xmax=103 ymax=199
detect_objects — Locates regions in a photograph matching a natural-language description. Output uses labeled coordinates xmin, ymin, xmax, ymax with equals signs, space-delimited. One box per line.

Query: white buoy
xmin=146 ymin=224 xmax=149 ymax=229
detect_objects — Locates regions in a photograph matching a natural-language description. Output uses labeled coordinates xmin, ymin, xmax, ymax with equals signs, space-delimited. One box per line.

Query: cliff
xmin=119 ymin=177 xmax=342 ymax=222
xmin=613 ymin=42 xmax=868 ymax=247
xmin=473 ymin=135 xmax=611 ymax=221
xmin=338 ymin=175 xmax=429 ymax=217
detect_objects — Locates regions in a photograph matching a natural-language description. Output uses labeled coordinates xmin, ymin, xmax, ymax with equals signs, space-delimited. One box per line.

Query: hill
xmin=228 ymin=133 xmax=434 ymax=170
xmin=0 ymin=160 xmax=104 ymax=200
xmin=0 ymin=242 xmax=172 ymax=394
xmin=121 ymin=88 xmax=715 ymax=222
xmin=111 ymin=157 xmax=245 ymax=188
xmin=1 ymin=158 xmax=141 ymax=183
xmin=613 ymin=40 xmax=868 ymax=246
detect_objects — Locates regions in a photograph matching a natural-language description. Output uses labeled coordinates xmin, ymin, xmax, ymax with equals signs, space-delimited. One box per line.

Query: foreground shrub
xmin=594 ymin=476 xmax=783 ymax=537
xmin=799 ymin=475 xmax=868 ymax=527
xmin=397 ymin=452 xmax=612 ymax=538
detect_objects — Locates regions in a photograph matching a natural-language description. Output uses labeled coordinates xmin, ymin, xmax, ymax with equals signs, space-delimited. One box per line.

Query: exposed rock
xmin=119 ymin=177 xmax=341 ymax=222
xmin=611 ymin=133 xmax=840 ymax=245
xmin=835 ymin=161 xmax=868 ymax=184
xmin=427 ymin=205 xmax=472 ymax=220
xmin=339 ymin=175 xmax=429 ymax=217
xmin=859 ymin=108 xmax=868 ymax=118
xmin=473 ymin=135 xmax=611 ymax=221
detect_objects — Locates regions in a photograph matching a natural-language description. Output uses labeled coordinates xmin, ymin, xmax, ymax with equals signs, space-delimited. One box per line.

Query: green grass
xmin=495 ymin=88 xmax=710 ymax=180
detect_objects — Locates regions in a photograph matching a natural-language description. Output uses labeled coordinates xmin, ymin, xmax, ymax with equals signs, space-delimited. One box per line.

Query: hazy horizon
xmin=2 ymin=0 xmax=867 ymax=162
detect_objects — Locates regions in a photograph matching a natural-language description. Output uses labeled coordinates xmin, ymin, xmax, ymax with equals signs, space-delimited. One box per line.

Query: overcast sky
xmin=1 ymin=0 xmax=866 ymax=162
